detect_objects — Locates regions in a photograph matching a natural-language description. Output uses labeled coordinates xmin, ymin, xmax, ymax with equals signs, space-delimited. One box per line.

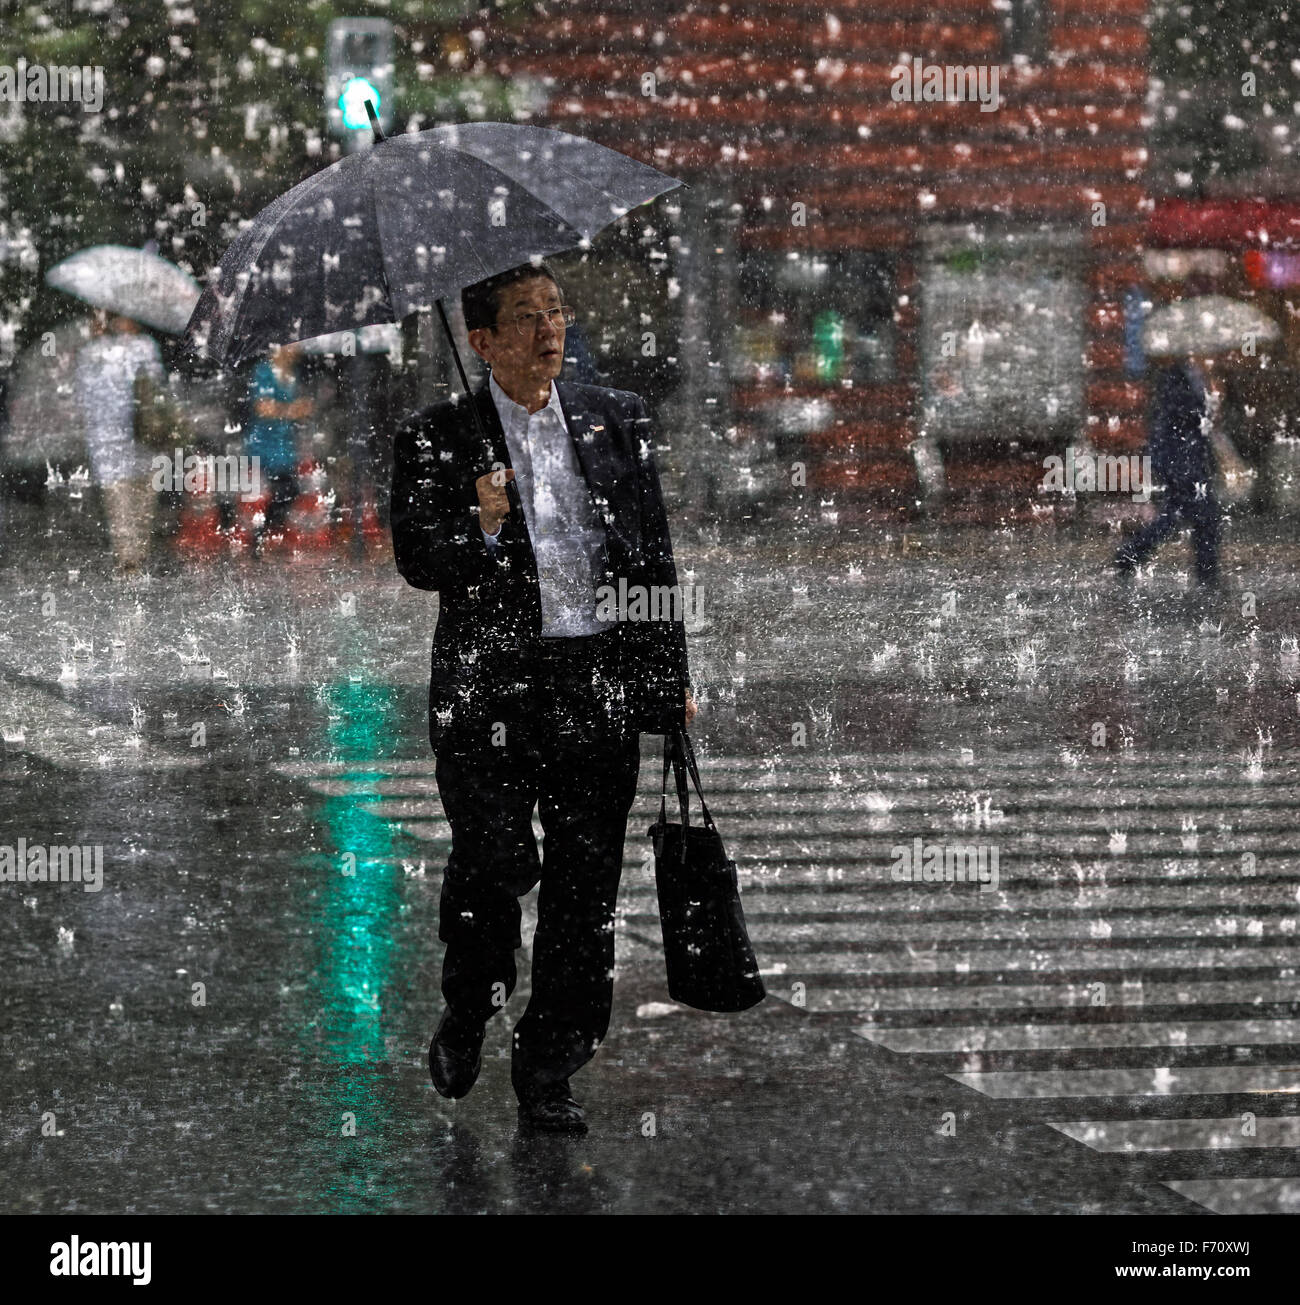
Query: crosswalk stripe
xmin=732 ymin=863 xmax=1300 ymax=881
xmin=325 ymin=798 xmax=1298 ymax=836
xmin=393 ymin=823 xmax=1300 ymax=861
xmin=626 ymin=909 xmax=1296 ymax=943
xmin=1048 ymin=1117 xmax=1300 ymax=1152
xmin=273 ymin=754 xmax=1300 ymax=780
xmin=289 ymin=777 xmax=1300 ymax=809
xmin=387 ymin=819 xmax=451 ymax=839
xmin=674 ymin=883 xmax=1300 ymax=907
xmin=727 ymin=833 xmax=1300 ymax=853
xmin=857 ymin=1020 xmax=1300 ymax=1053
xmin=947 ymin=1065 xmax=1300 ymax=1099
xmin=741 ymin=896 xmax=1300 ymax=921
xmin=794 ymin=979 xmax=1300 ymax=1013
xmin=753 ymin=944 xmax=1300 ymax=973
xmin=1162 ymin=1178 xmax=1300 ymax=1214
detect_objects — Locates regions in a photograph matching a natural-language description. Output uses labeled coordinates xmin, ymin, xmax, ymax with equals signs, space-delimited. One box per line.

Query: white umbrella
xmin=1142 ymin=294 xmax=1280 ymax=357
xmin=45 ymin=243 xmax=201 ymax=335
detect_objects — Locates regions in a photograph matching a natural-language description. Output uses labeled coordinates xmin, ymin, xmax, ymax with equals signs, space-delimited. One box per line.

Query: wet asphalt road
xmin=2 ymin=502 xmax=1299 ymax=1214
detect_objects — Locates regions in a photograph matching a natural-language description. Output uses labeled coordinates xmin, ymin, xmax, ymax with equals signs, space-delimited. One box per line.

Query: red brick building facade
xmin=466 ymin=0 xmax=1151 ymax=524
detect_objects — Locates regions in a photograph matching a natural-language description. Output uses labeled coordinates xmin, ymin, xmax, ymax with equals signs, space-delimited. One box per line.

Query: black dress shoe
xmin=517 ymin=1085 xmax=587 ymax=1134
xmin=429 ymin=1009 xmax=485 ymax=1100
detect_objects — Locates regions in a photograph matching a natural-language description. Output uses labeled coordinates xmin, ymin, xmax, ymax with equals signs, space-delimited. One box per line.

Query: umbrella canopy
xmin=1142 ymin=294 xmax=1280 ymax=357
xmin=299 ymin=322 xmax=402 ymax=357
xmin=182 ymin=122 xmax=684 ymax=368
xmin=45 ymin=244 xmax=201 ymax=335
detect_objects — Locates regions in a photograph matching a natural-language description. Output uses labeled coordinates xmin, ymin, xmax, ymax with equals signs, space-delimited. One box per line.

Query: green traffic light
xmin=340 ymin=77 xmax=380 ymax=129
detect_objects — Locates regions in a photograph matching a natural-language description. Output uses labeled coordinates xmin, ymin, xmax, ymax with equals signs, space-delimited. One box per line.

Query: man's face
xmin=468 ymin=276 xmax=565 ymax=392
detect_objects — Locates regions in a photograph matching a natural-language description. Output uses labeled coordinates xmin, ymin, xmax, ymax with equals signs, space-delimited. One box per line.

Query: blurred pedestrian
xmin=1115 ymin=352 xmax=1221 ymax=589
xmin=74 ymin=308 xmax=164 ymax=575
xmin=246 ymin=340 xmax=312 ymax=556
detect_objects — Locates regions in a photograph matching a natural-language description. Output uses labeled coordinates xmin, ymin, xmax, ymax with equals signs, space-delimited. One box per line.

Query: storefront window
xmin=919 ymin=224 xmax=1085 ymax=440
xmin=731 ymin=248 xmax=897 ymax=387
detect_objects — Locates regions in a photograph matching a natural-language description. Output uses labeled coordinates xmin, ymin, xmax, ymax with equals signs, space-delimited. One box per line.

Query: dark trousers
xmin=257 ymin=470 xmax=298 ymax=542
xmin=1115 ymin=484 xmax=1221 ymax=585
xmin=432 ymin=628 xmax=640 ymax=1102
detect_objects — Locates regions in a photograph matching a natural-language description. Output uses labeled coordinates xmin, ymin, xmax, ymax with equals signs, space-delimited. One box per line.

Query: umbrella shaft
xmin=435 ymin=299 xmax=495 ymax=474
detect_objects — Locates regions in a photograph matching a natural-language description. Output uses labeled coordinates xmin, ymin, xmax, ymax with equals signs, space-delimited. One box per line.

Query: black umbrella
xmin=182 ymin=108 xmax=684 ymax=463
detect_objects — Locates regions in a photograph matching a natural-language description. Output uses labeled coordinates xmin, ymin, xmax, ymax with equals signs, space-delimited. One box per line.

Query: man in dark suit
xmin=1115 ymin=354 xmax=1221 ymax=588
xmin=391 ymin=261 xmax=696 ymax=1134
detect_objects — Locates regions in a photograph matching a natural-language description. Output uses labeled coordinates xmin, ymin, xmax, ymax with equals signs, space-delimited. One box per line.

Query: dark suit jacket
xmin=1149 ymin=361 xmax=1213 ymax=491
xmin=391 ymin=375 xmax=691 ymax=754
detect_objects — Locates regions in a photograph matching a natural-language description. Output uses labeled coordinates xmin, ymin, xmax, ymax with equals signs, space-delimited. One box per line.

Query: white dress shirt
xmin=75 ymin=332 xmax=164 ymax=485
xmin=481 ymin=371 xmax=606 ymax=637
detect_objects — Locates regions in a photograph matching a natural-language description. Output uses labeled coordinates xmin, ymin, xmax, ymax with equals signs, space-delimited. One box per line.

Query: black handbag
xmin=647 ymin=730 xmax=765 ymax=1013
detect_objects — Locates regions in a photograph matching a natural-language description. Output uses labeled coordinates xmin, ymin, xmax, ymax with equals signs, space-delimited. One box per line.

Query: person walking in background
xmin=1114 ymin=351 xmax=1222 ymax=591
xmin=246 ymin=340 xmax=312 ymax=556
xmin=74 ymin=308 xmax=164 ymax=576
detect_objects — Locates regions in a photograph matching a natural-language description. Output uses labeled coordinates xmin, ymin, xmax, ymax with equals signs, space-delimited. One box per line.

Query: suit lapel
xmin=556 ymin=380 xmax=640 ymax=559
xmin=469 ymin=379 xmax=510 ymax=472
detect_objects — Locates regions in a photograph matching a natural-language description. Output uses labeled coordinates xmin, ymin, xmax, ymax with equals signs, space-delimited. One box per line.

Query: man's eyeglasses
xmin=494 ymin=305 xmax=576 ymax=336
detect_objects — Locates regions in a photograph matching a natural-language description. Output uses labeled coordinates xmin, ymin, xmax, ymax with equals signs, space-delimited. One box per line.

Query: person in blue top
xmin=246 ymin=340 xmax=312 ymax=555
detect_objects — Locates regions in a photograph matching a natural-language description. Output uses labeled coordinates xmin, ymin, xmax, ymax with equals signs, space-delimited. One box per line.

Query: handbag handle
xmin=676 ymin=729 xmax=718 ymax=833
xmin=656 ymin=729 xmax=717 ymax=837
xmin=658 ymin=729 xmax=691 ymax=838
